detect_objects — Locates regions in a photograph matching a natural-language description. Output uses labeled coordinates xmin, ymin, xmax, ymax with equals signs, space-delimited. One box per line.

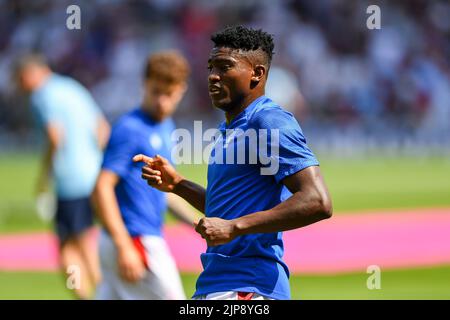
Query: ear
xmin=251 ymin=65 xmax=266 ymax=83
xmin=174 ymin=82 xmax=187 ymax=100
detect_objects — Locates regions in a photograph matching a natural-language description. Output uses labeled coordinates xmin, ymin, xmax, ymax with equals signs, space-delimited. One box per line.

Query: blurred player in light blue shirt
xmin=15 ymin=54 xmax=110 ymax=299
xmin=31 ymin=73 xmax=104 ymax=199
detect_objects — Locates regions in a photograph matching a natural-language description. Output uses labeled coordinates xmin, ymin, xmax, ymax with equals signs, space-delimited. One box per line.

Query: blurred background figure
xmin=1 ymin=0 xmax=448 ymax=153
xmin=14 ymin=53 xmax=110 ymax=299
xmin=93 ymin=51 xmax=197 ymax=300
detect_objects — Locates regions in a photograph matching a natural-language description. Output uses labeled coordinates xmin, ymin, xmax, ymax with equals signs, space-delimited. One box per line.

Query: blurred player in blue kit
xmin=94 ymin=51 xmax=198 ymax=299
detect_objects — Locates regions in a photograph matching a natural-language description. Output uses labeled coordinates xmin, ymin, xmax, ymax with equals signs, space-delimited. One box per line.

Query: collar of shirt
xmin=220 ymin=95 xmax=268 ymax=130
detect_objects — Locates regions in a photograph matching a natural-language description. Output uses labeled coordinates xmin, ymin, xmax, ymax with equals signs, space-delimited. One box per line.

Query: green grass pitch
xmin=0 ymin=152 xmax=449 ymax=299
xmin=1 ymin=266 xmax=449 ymax=299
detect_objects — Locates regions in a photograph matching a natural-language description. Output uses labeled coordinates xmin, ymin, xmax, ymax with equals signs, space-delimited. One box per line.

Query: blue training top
xmin=194 ymin=95 xmax=319 ymax=300
xmin=102 ymin=108 xmax=175 ymax=237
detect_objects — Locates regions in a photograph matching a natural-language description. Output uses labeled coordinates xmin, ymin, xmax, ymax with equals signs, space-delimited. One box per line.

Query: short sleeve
xmin=252 ymin=108 xmax=319 ymax=183
xmin=30 ymin=93 xmax=58 ymax=127
xmin=102 ymin=121 xmax=137 ymax=179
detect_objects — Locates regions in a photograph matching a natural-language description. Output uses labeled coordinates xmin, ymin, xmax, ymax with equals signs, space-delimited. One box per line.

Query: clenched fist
xmin=194 ymin=217 xmax=239 ymax=246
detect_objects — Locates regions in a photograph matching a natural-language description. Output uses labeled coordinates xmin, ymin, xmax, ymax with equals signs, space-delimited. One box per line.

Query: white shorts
xmin=96 ymin=231 xmax=186 ymax=300
xmin=194 ymin=291 xmax=273 ymax=300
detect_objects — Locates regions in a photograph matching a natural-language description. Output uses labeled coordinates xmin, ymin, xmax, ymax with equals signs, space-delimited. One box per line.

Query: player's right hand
xmin=35 ymin=175 xmax=50 ymax=196
xmin=117 ymin=245 xmax=146 ymax=283
xmin=133 ymin=154 xmax=183 ymax=192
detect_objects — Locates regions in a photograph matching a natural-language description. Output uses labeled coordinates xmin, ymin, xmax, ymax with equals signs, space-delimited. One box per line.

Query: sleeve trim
xmin=274 ymin=160 xmax=320 ymax=184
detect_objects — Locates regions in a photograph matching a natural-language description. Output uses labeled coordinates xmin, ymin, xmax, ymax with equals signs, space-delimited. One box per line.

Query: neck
xmin=225 ymin=91 xmax=264 ymax=124
xmin=141 ymin=100 xmax=163 ymax=123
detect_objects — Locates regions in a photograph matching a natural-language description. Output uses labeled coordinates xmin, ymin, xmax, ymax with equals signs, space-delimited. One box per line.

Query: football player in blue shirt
xmin=134 ymin=26 xmax=332 ymax=300
xmin=94 ymin=51 xmax=198 ymax=299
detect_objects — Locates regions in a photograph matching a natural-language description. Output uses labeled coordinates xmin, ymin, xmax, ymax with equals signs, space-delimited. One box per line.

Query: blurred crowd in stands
xmin=0 ymin=0 xmax=449 ymax=154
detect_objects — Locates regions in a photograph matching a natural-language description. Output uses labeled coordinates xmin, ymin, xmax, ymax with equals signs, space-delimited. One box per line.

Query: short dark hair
xmin=14 ymin=53 xmax=48 ymax=74
xmin=211 ymin=25 xmax=274 ymax=65
xmin=144 ymin=50 xmax=190 ymax=85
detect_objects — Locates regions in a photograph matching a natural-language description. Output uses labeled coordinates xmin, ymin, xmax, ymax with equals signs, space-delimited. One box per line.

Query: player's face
xmin=16 ymin=68 xmax=36 ymax=92
xmin=144 ymin=79 xmax=186 ymax=122
xmin=207 ymin=47 xmax=253 ymax=111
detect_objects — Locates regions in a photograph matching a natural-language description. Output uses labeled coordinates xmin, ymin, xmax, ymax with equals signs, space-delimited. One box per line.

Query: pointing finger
xmin=133 ymin=154 xmax=154 ymax=165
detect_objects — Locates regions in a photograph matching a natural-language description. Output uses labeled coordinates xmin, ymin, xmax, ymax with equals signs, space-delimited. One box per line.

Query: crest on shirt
xmin=149 ymin=133 xmax=163 ymax=150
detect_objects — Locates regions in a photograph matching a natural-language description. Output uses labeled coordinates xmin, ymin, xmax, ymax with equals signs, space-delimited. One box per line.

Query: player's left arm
xmin=195 ymin=165 xmax=332 ymax=246
xmin=36 ymin=123 xmax=61 ymax=194
xmin=234 ymin=165 xmax=332 ymax=233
